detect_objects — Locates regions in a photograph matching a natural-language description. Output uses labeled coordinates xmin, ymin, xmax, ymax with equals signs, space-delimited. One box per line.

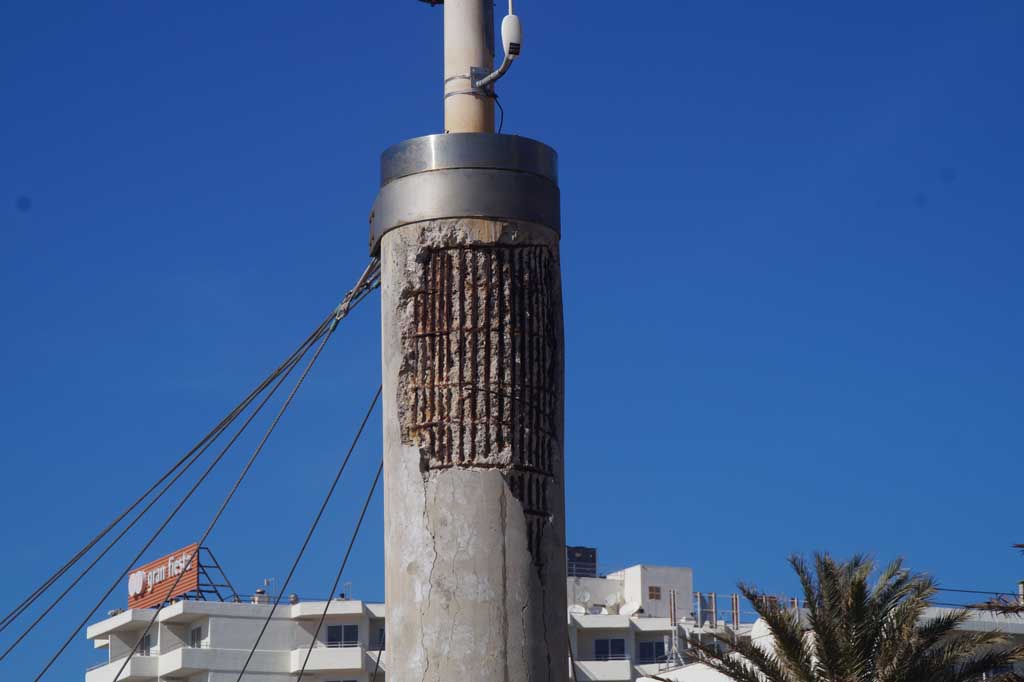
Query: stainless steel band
xmin=369 ymin=133 xmax=560 ymax=255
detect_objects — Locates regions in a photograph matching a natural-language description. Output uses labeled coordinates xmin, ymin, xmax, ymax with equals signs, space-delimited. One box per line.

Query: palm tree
xmin=679 ymin=553 xmax=1024 ymax=682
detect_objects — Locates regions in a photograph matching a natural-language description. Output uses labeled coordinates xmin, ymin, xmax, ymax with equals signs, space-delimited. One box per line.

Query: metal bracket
xmin=470 ymin=66 xmax=491 ymax=89
xmin=443 ymin=67 xmax=491 ymax=101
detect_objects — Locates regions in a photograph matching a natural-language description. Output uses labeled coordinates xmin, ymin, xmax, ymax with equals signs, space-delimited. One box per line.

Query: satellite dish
xmin=568 ymin=604 xmax=587 ymax=615
xmin=621 ymin=601 xmax=641 ymax=617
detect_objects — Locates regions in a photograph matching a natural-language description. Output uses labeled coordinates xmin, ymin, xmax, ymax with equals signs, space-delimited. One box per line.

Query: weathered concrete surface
xmin=381 ymin=218 xmax=566 ymax=682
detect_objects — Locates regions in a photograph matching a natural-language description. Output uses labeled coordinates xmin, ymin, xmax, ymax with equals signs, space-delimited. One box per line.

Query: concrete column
xmin=380 ymin=213 xmax=566 ymax=681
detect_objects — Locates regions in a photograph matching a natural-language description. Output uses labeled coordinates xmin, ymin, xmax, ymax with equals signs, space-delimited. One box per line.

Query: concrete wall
xmin=569 ymin=575 xmax=625 ymax=613
xmin=613 ymin=566 xmax=693 ymax=619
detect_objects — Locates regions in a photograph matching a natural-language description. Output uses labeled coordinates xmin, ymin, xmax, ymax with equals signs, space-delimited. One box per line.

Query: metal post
xmin=731 ymin=593 xmax=740 ymax=629
xmin=667 ymin=589 xmax=683 ymax=667
xmin=709 ymin=592 xmax=718 ymax=628
xmin=444 ymin=0 xmax=495 ymax=132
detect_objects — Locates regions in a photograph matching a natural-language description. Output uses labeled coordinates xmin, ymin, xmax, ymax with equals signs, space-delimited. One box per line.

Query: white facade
xmin=84 ymin=563 xmax=742 ymax=682
xmin=86 ymin=564 xmax=1024 ymax=682
xmin=565 ymin=565 xmax=749 ymax=682
xmin=85 ymin=598 xmax=386 ymax=682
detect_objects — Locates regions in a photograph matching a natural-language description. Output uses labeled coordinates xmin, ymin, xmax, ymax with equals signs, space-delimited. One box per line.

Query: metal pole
xmin=444 ymin=0 xmax=495 ymax=132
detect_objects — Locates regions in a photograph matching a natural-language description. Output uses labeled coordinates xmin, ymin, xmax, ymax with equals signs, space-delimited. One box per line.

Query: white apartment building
xmin=85 ymin=561 xmax=753 ymax=682
xmin=567 ymin=564 xmax=756 ymax=682
xmin=84 ymin=560 xmax=1024 ymax=682
xmin=86 ymin=596 xmax=387 ymax=682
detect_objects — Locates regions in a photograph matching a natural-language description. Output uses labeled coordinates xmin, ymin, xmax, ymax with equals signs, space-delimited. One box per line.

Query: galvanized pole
xmin=372 ymin=2 xmax=567 ymax=681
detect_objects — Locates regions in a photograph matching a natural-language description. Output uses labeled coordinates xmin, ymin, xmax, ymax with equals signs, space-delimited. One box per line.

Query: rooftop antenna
xmin=666 ymin=589 xmax=684 ymax=667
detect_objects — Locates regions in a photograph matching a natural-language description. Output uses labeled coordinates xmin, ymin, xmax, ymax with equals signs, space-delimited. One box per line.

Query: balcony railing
xmin=583 ymin=653 xmax=630 ymax=661
xmin=86 ymin=660 xmax=113 ymax=672
xmin=86 ymin=653 xmax=156 ymax=673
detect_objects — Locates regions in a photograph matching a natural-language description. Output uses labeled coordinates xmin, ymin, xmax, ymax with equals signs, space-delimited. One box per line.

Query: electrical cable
xmin=495 ymin=92 xmax=505 ymax=133
xmin=233 ymin=385 xmax=382 ymax=682
xmin=103 ymin=319 xmax=341 ymax=682
xmin=936 ymin=587 xmax=1018 ymax=597
xmin=3 ymin=316 xmax=330 ymax=663
xmin=0 ymin=313 xmax=330 ymax=633
xmin=30 ymin=323 xmax=327 ymax=681
xmin=295 ymin=459 xmax=384 ymax=682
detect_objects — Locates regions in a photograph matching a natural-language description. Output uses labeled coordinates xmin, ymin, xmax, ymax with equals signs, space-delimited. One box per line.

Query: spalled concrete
xmin=381 ymin=218 xmax=566 ymax=682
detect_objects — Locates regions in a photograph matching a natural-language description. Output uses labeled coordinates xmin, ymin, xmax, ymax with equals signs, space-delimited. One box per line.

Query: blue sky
xmin=2 ymin=0 xmax=1023 ymax=678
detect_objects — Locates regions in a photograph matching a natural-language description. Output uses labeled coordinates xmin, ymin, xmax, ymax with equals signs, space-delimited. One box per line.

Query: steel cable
xmin=101 ymin=260 xmax=379 ymax=682
xmin=295 ymin=458 xmax=384 ymax=682
xmin=3 ymin=316 xmax=331 ymax=663
xmin=30 ymin=324 xmax=325 ymax=681
xmin=369 ymin=634 xmax=385 ymax=682
xmin=233 ymin=384 xmax=382 ymax=682
xmin=100 ymin=323 xmax=338 ymax=682
xmin=0 ymin=314 xmax=331 ymax=634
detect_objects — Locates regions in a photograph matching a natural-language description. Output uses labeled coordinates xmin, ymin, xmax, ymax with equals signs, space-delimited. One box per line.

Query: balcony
xmin=289 ymin=643 xmax=365 ymax=673
xmin=158 ymin=646 xmax=290 ymax=676
xmin=574 ymin=655 xmax=633 ymax=681
xmin=85 ymin=655 xmax=158 ymax=682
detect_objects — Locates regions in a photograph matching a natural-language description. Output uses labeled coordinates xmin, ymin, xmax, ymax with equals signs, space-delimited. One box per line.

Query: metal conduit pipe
xmin=444 ymin=0 xmax=495 ymax=132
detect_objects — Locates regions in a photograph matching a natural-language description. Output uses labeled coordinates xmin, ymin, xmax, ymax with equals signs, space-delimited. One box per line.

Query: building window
xmin=326 ymin=624 xmax=359 ymax=648
xmin=594 ymin=638 xmax=626 ymax=661
xmin=373 ymin=626 xmax=386 ymax=650
xmin=638 ymin=640 xmax=667 ymax=664
xmin=189 ymin=626 xmax=202 ymax=648
xmin=648 ymin=586 xmax=662 ymax=600
xmin=137 ymin=633 xmax=152 ymax=657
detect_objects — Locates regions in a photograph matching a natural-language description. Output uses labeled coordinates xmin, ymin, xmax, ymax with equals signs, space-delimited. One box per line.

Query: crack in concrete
xmin=445 ymin=475 xmax=463 ymax=671
xmin=540 ymin=579 xmax=553 ymax=682
xmin=521 ymin=600 xmax=531 ymax=682
xmin=420 ymin=473 xmax=438 ymax=682
xmin=501 ymin=492 xmax=510 ymax=682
